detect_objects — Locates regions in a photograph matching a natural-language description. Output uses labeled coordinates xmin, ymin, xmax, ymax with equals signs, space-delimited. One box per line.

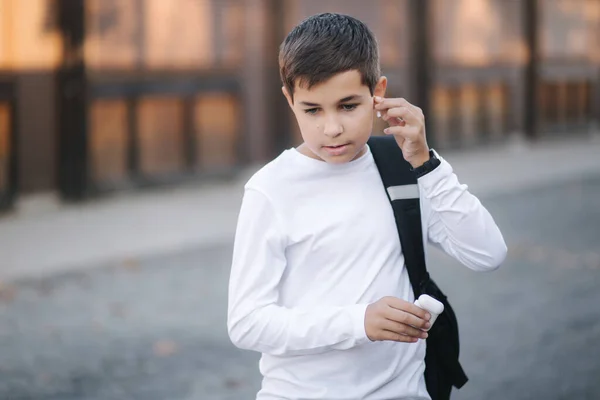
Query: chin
xmin=325 ymin=155 xmax=352 ymax=164
xmin=319 ymin=152 xmax=354 ymax=164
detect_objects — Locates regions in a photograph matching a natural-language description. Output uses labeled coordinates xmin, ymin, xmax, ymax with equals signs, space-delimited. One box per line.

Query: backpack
xmin=367 ymin=135 xmax=469 ymax=400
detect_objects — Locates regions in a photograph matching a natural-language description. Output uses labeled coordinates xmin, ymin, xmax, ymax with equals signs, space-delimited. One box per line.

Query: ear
xmin=373 ymin=76 xmax=387 ymax=100
xmin=282 ymin=86 xmax=294 ymax=110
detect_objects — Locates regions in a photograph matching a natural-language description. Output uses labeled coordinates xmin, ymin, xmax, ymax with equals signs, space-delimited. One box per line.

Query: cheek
xmin=297 ymin=116 xmax=317 ymax=130
xmin=345 ymin=107 xmax=373 ymax=128
xmin=295 ymin=114 xmax=321 ymax=138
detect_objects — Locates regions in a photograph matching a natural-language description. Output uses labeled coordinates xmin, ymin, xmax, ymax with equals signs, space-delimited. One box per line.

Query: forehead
xmin=294 ymin=70 xmax=370 ymax=103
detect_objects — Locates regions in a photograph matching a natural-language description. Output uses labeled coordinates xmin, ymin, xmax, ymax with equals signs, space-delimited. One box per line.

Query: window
xmin=193 ymin=93 xmax=240 ymax=169
xmin=89 ymin=99 xmax=129 ymax=183
xmin=137 ymin=97 xmax=185 ymax=175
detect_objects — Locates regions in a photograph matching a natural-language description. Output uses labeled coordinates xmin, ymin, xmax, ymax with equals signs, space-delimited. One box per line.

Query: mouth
xmin=322 ymin=143 xmax=351 ymax=156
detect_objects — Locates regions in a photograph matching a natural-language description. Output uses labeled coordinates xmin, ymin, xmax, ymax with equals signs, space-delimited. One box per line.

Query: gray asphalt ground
xmin=0 ymin=173 xmax=599 ymax=400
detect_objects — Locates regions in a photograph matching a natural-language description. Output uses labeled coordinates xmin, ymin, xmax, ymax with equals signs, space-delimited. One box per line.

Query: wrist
xmin=409 ymin=149 xmax=431 ymax=169
xmin=411 ymin=149 xmax=441 ymax=178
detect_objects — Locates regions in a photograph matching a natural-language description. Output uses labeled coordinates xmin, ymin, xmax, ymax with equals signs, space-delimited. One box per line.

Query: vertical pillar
xmin=595 ymin=68 xmax=600 ymax=133
xmin=523 ymin=0 xmax=540 ymax=139
xmin=57 ymin=0 xmax=88 ymax=200
xmin=265 ymin=0 xmax=290 ymax=158
xmin=0 ymin=81 xmax=17 ymax=211
xmin=241 ymin=0 xmax=272 ymax=164
xmin=408 ymin=0 xmax=434 ymax=147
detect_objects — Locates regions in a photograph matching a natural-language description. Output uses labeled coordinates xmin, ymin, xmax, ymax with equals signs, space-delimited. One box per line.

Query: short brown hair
xmin=279 ymin=13 xmax=381 ymax=101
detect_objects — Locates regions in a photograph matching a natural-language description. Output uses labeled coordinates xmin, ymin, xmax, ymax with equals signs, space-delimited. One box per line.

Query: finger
xmin=383 ymin=125 xmax=406 ymax=147
xmin=395 ymin=136 xmax=406 ymax=149
xmin=385 ymin=298 xmax=431 ymax=322
xmin=384 ymin=307 xmax=430 ymax=330
xmin=374 ymin=97 xmax=412 ymax=111
xmin=382 ymin=319 xmax=429 ymax=338
xmin=387 ymin=106 xmax=421 ymax=126
xmin=380 ymin=330 xmax=420 ymax=343
xmin=375 ymin=97 xmax=424 ymax=126
xmin=381 ymin=111 xmax=406 ymax=127
xmin=384 ymin=125 xmax=420 ymax=140
xmin=411 ymin=104 xmax=424 ymax=117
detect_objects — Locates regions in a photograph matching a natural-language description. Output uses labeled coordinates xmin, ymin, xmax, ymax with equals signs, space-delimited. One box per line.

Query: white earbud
xmin=414 ymin=294 xmax=444 ymax=331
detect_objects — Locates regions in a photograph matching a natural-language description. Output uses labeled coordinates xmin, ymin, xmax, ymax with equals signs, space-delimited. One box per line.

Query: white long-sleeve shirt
xmin=227 ymin=145 xmax=507 ymax=400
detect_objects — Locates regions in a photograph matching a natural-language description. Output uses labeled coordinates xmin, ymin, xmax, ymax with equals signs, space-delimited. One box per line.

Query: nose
xmin=323 ymin=117 xmax=343 ymax=138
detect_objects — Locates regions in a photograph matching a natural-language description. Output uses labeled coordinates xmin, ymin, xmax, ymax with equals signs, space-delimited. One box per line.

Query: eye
xmin=304 ymin=108 xmax=320 ymax=115
xmin=341 ymin=103 xmax=359 ymax=111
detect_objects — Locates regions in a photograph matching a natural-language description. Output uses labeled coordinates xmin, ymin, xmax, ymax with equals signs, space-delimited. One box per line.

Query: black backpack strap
xmin=367 ymin=135 xmax=430 ymax=297
xmin=368 ymin=135 xmax=469 ymax=399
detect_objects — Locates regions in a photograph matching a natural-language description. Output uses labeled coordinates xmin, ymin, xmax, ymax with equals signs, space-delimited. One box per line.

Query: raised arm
xmin=373 ymin=96 xmax=507 ymax=271
xmin=421 ymin=155 xmax=508 ymax=271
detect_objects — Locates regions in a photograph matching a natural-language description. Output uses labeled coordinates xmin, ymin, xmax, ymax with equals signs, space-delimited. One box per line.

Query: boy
xmin=228 ymin=12 xmax=507 ymax=400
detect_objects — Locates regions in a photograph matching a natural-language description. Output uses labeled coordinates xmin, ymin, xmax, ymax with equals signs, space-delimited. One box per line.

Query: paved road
xmin=1 ymin=174 xmax=599 ymax=400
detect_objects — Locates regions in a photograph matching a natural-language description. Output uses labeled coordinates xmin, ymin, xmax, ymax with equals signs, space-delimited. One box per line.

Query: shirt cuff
xmin=349 ymin=303 xmax=370 ymax=344
xmin=417 ymin=150 xmax=453 ymax=196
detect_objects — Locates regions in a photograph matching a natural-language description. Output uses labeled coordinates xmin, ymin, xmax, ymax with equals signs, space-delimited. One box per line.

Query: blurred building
xmin=0 ymin=0 xmax=598 ymax=211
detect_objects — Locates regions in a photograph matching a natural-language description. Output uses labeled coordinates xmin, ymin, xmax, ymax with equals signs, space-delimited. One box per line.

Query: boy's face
xmin=283 ymin=70 xmax=387 ymax=164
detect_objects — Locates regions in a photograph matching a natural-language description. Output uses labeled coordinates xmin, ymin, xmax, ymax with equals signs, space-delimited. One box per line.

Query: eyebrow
xmin=299 ymin=95 xmax=364 ymax=107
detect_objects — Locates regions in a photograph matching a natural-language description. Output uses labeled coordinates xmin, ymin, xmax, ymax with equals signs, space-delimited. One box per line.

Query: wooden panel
xmin=541 ymin=0 xmax=600 ymax=61
xmin=539 ymin=79 xmax=596 ymax=130
xmin=0 ymin=102 xmax=9 ymax=191
xmin=556 ymin=81 xmax=568 ymax=125
xmin=137 ymin=97 xmax=185 ymax=175
xmin=194 ymin=93 xmax=239 ymax=168
xmin=433 ymin=82 xmax=508 ymax=147
xmin=540 ymin=81 xmax=560 ymax=125
xmin=561 ymin=80 xmax=593 ymax=124
xmin=283 ymin=0 xmax=408 ymax=67
xmin=218 ymin=0 xmax=245 ymax=67
xmin=85 ymin=0 xmax=140 ymax=69
xmin=290 ymin=0 xmax=379 ymax=30
xmin=485 ymin=83 xmax=507 ymax=139
xmin=565 ymin=82 xmax=580 ymax=122
xmin=143 ymin=0 xmax=213 ymax=69
xmin=0 ymin=0 xmax=11 ymax=69
xmin=459 ymin=84 xmax=479 ymax=144
xmin=0 ymin=0 xmax=63 ymax=70
xmin=432 ymin=86 xmax=453 ymax=147
xmin=431 ymin=0 xmax=526 ymax=66
xmin=86 ymin=0 xmax=216 ymax=70
xmin=582 ymin=81 xmax=593 ymax=120
xmin=89 ymin=99 xmax=128 ymax=183
xmin=432 ymin=0 xmax=501 ymax=66
xmin=377 ymin=0 xmax=409 ymax=67
xmin=284 ymin=0 xmax=301 ymax=34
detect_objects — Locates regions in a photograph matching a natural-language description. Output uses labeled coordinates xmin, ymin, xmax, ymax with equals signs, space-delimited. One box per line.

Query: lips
xmin=322 ymin=143 xmax=350 ymax=156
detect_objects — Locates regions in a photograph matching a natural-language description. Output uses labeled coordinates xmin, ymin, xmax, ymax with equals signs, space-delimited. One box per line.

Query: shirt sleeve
xmin=227 ymin=187 xmax=370 ymax=356
xmin=419 ymin=152 xmax=508 ymax=271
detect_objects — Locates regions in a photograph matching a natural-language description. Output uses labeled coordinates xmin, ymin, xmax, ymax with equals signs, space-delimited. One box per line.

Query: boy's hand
xmin=365 ymin=296 xmax=431 ymax=343
xmin=374 ymin=96 xmax=430 ymax=168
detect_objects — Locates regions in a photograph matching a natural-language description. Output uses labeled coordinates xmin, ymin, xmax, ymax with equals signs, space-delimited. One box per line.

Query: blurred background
xmin=0 ymin=0 xmax=599 ymax=399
